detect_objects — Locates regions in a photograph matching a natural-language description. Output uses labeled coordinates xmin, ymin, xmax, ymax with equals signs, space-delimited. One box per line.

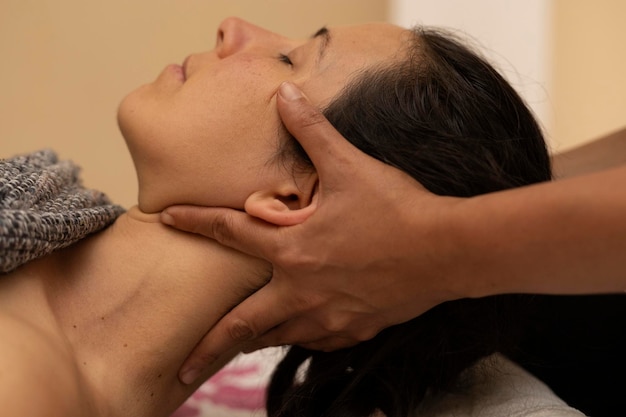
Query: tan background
xmin=0 ymin=0 xmax=387 ymax=207
xmin=2 ymin=0 xmax=624 ymax=208
xmin=551 ymin=0 xmax=626 ymax=151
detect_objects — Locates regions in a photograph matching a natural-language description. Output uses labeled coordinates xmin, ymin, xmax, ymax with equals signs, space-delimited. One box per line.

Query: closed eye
xmin=278 ymin=53 xmax=293 ymax=66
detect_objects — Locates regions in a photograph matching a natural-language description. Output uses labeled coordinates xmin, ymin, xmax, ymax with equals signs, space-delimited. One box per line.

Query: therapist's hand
xmin=162 ymin=82 xmax=462 ymax=385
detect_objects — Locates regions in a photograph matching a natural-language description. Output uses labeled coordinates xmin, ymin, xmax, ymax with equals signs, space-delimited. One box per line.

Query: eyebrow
xmin=311 ymin=26 xmax=331 ymax=64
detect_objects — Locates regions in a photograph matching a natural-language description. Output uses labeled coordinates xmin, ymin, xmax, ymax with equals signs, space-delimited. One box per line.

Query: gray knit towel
xmin=0 ymin=149 xmax=125 ymax=273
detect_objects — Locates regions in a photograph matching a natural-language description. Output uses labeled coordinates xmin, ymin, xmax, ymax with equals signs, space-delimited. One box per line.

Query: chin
xmin=136 ymin=186 xmax=168 ymax=214
xmin=137 ymin=198 xmax=166 ymax=214
xmin=136 ymin=181 xmax=195 ymax=214
xmin=117 ymin=103 xmax=142 ymax=151
xmin=116 ymin=85 xmax=154 ymax=148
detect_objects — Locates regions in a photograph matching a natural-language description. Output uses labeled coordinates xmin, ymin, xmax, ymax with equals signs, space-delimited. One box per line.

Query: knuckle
xmin=322 ymin=314 xmax=351 ymax=334
xmin=227 ymin=318 xmax=256 ymax=341
xmin=299 ymin=107 xmax=328 ymax=129
xmin=194 ymin=351 xmax=219 ymax=366
xmin=275 ymin=243 xmax=318 ymax=272
xmin=319 ymin=316 xmax=381 ymax=342
xmin=209 ymin=213 xmax=234 ymax=243
xmin=355 ymin=327 xmax=379 ymax=342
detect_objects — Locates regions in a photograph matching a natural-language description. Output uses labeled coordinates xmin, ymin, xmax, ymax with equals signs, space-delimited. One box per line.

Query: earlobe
xmin=244 ymin=180 xmax=318 ymax=226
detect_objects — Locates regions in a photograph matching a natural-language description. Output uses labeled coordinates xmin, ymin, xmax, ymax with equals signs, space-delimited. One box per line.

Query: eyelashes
xmin=278 ymin=53 xmax=293 ymax=66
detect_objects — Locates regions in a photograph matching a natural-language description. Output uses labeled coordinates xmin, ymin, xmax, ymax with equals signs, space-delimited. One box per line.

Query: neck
xmin=42 ymin=206 xmax=270 ymax=416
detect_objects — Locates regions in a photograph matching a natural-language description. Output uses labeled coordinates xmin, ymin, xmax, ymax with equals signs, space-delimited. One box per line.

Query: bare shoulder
xmin=0 ymin=313 xmax=94 ymax=417
xmin=552 ymin=126 xmax=626 ymax=178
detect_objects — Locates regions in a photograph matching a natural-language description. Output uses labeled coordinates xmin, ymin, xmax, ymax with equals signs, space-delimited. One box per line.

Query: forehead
xmin=329 ymin=22 xmax=409 ymax=56
xmin=300 ymin=23 xmax=410 ymax=107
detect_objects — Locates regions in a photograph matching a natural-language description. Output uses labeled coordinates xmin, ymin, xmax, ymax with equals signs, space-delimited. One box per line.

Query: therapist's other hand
xmin=162 ymin=82 xmax=461 ymax=385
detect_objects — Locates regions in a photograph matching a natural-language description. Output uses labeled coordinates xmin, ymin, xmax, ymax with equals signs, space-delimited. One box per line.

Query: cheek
xmin=119 ymin=59 xmax=287 ymax=210
xmin=142 ymin=119 xmax=281 ymax=210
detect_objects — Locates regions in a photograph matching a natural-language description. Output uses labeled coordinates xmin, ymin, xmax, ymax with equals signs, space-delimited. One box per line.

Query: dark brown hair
xmin=267 ymin=26 xmax=625 ymax=417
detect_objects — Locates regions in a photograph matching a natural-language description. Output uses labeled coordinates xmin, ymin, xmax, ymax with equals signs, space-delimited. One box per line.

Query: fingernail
xmin=279 ymin=81 xmax=302 ymax=101
xmin=161 ymin=211 xmax=175 ymax=226
xmin=180 ymin=367 xmax=203 ymax=385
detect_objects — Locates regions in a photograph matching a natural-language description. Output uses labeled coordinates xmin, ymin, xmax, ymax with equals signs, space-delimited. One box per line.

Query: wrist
xmin=442 ymin=194 xmax=502 ymax=300
xmin=414 ymin=194 xmax=473 ymax=304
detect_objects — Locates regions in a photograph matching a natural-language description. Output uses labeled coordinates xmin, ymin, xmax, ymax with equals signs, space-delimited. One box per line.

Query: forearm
xmin=447 ymin=165 xmax=626 ymax=298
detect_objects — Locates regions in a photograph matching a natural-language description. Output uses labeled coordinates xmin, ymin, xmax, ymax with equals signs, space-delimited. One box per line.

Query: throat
xmin=41 ymin=210 xmax=270 ymax=416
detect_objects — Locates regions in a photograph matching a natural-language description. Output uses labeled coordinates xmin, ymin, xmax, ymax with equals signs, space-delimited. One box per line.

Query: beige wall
xmin=551 ymin=0 xmax=626 ymax=150
xmin=5 ymin=0 xmax=619 ymax=207
xmin=390 ymin=0 xmax=626 ymax=153
xmin=390 ymin=0 xmax=553 ymax=150
xmin=1 ymin=0 xmax=386 ymax=208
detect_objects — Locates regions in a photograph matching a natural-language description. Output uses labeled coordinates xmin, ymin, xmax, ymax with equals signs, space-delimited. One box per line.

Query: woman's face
xmin=118 ymin=17 xmax=407 ymax=212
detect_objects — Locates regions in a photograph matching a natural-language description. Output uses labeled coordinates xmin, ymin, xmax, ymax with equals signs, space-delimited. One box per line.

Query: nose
xmin=216 ymin=17 xmax=276 ymax=58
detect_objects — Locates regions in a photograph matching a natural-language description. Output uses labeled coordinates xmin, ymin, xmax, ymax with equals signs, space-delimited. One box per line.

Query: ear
xmin=244 ymin=175 xmax=318 ymax=226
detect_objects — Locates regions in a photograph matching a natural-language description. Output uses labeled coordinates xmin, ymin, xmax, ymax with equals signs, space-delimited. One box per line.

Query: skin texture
xmin=162 ymin=85 xmax=626 ymax=385
xmin=551 ymin=127 xmax=626 ymax=178
xmin=0 ymin=207 xmax=270 ymax=417
xmin=118 ymin=17 xmax=408 ymax=213
xmin=165 ymin=83 xmax=464 ymax=384
xmin=1 ymin=18 xmax=417 ymax=415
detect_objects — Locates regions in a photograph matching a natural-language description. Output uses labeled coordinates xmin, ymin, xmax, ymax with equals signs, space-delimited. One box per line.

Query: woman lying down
xmin=0 ymin=17 xmax=585 ymax=417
